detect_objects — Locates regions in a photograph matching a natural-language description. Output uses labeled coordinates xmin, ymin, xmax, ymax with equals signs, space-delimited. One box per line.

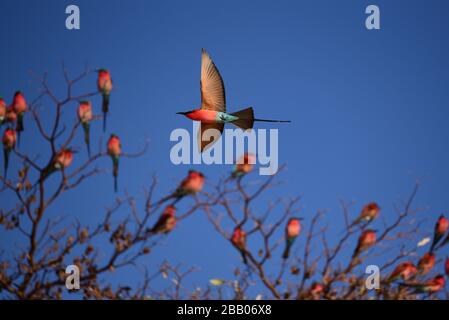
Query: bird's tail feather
xmin=102 ymin=93 xmax=109 ymax=132
xmin=231 ymin=107 xmax=291 ymax=130
xmin=230 ymin=107 xmax=254 ymax=130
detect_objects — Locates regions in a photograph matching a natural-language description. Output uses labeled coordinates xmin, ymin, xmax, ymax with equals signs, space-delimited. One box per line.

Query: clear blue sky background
xmin=1 ymin=0 xmax=449 ymax=298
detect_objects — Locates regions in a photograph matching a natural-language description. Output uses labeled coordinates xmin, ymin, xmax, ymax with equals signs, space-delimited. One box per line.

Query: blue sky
xmin=1 ymin=0 xmax=449 ymax=298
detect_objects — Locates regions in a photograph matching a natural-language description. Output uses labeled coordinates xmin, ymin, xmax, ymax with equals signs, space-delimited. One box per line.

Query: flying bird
xmin=430 ymin=214 xmax=449 ymax=252
xmin=282 ymin=217 xmax=302 ymax=259
xmin=78 ymin=101 xmax=93 ymax=157
xmin=177 ymin=49 xmax=291 ymax=152
xmin=107 ymin=134 xmax=121 ymax=193
xmin=2 ymin=128 xmax=16 ymax=181
xmin=97 ymin=69 xmax=112 ymax=132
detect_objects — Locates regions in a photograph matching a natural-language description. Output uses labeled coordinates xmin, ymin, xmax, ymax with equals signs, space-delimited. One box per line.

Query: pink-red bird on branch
xmin=352 ymin=229 xmax=376 ymax=258
xmin=97 ymin=69 xmax=112 ymax=132
xmin=2 ymin=128 xmax=16 ymax=181
xmin=282 ymin=217 xmax=302 ymax=259
xmin=231 ymin=153 xmax=256 ymax=179
xmin=417 ymin=252 xmax=436 ymax=275
xmin=149 ymin=205 xmax=177 ymax=234
xmin=231 ymin=227 xmax=247 ymax=264
xmin=387 ymin=261 xmax=417 ymax=283
xmin=402 ymin=275 xmax=445 ymax=295
xmin=159 ymin=170 xmax=205 ymax=205
xmin=11 ymin=91 xmax=27 ymax=146
xmin=107 ymin=134 xmax=121 ymax=193
xmin=78 ymin=101 xmax=93 ymax=157
xmin=354 ymin=202 xmax=380 ymax=225
xmin=432 ymin=214 xmax=449 ymax=251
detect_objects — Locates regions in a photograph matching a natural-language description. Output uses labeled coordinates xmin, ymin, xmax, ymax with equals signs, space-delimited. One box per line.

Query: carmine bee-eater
xmin=5 ymin=106 xmax=17 ymax=124
xmin=78 ymin=101 xmax=93 ymax=157
xmin=387 ymin=261 xmax=418 ymax=283
xmin=231 ymin=153 xmax=256 ymax=179
xmin=2 ymin=128 xmax=16 ymax=181
xmin=177 ymin=49 xmax=291 ymax=152
xmin=352 ymin=229 xmax=376 ymax=258
xmin=431 ymin=214 xmax=449 ymax=251
xmin=309 ymin=282 xmax=324 ymax=300
xmin=12 ymin=91 xmax=27 ymax=146
xmin=231 ymin=227 xmax=247 ymax=264
xmin=402 ymin=275 xmax=445 ymax=295
xmin=159 ymin=170 xmax=205 ymax=204
xmin=39 ymin=148 xmax=74 ymax=185
xmin=354 ymin=202 xmax=380 ymax=225
xmin=107 ymin=134 xmax=121 ymax=193
xmin=282 ymin=217 xmax=302 ymax=259
xmin=149 ymin=205 xmax=177 ymax=234
xmin=417 ymin=252 xmax=436 ymax=275
xmin=97 ymin=69 xmax=112 ymax=132
xmin=54 ymin=148 xmax=74 ymax=169
xmin=0 ymin=98 xmax=6 ymax=126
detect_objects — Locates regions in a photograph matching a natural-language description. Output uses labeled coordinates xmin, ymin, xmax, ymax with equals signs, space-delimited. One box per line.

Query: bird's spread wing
xmin=198 ymin=122 xmax=224 ymax=152
xmin=201 ymin=49 xmax=226 ymax=112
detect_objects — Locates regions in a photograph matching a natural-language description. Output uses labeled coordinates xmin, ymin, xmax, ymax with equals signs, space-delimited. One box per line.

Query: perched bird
xmin=282 ymin=217 xmax=302 ymax=259
xmin=107 ymin=134 xmax=121 ymax=193
xmin=417 ymin=252 xmax=436 ymax=275
xmin=309 ymin=282 xmax=324 ymax=300
xmin=54 ymin=148 xmax=74 ymax=169
xmin=149 ymin=205 xmax=177 ymax=234
xmin=5 ymin=106 xmax=17 ymax=124
xmin=0 ymin=98 xmax=6 ymax=126
xmin=431 ymin=215 xmax=449 ymax=251
xmin=354 ymin=202 xmax=380 ymax=225
xmin=97 ymin=69 xmax=112 ymax=132
xmin=352 ymin=229 xmax=376 ymax=258
xmin=402 ymin=275 xmax=445 ymax=295
xmin=177 ymin=49 xmax=290 ymax=152
xmin=159 ymin=170 xmax=205 ymax=204
xmin=11 ymin=91 xmax=27 ymax=146
xmin=2 ymin=128 xmax=16 ymax=181
xmin=386 ymin=261 xmax=417 ymax=283
xmin=38 ymin=148 xmax=75 ymax=185
xmin=231 ymin=153 xmax=256 ymax=179
xmin=77 ymin=101 xmax=93 ymax=157
xmin=231 ymin=227 xmax=247 ymax=264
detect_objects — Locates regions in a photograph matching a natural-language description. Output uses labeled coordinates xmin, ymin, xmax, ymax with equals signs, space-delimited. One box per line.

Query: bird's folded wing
xmin=198 ymin=122 xmax=224 ymax=152
xmin=200 ymin=49 xmax=226 ymax=112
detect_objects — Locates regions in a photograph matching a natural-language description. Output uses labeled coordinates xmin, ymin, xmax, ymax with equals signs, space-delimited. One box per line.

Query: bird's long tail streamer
xmin=83 ymin=123 xmax=91 ymax=158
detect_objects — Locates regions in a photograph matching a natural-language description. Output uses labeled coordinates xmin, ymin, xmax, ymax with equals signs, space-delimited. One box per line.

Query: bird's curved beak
xmin=176 ymin=112 xmax=188 ymax=115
